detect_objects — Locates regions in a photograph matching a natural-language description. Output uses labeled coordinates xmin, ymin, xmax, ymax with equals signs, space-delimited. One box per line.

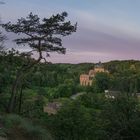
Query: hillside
xmin=1 ymin=54 xmax=140 ymax=139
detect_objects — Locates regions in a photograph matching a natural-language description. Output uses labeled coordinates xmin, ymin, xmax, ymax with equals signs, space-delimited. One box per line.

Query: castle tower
xmin=80 ymin=62 xmax=109 ymax=86
xmin=80 ymin=74 xmax=90 ymax=86
xmin=89 ymin=69 xmax=94 ymax=77
xmin=94 ymin=62 xmax=105 ymax=73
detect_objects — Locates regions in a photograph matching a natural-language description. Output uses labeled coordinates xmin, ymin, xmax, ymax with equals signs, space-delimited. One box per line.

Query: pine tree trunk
xmin=18 ymin=85 xmax=23 ymax=114
xmin=8 ymin=71 xmax=22 ymax=113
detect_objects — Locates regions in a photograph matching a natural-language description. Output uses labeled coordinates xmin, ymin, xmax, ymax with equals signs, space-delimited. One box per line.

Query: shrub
xmin=2 ymin=114 xmax=53 ymax=140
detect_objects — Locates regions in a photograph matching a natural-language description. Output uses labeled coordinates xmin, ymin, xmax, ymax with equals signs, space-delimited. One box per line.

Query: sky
xmin=0 ymin=0 xmax=140 ymax=63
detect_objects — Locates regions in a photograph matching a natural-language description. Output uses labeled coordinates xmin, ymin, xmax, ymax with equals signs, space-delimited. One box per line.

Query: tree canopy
xmin=1 ymin=12 xmax=77 ymax=113
xmin=2 ymin=12 xmax=77 ymax=61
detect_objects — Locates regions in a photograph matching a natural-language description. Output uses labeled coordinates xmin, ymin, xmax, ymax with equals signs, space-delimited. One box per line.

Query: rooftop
xmin=95 ymin=62 xmax=104 ymax=68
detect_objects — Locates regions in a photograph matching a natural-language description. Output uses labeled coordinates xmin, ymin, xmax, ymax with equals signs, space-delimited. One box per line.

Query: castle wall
xmin=80 ymin=74 xmax=92 ymax=86
xmin=80 ymin=65 xmax=108 ymax=86
xmin=94 ymin=67 xmax=105 ymax=73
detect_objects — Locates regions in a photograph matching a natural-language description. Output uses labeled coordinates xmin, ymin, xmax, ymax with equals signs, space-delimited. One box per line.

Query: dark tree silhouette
xmin=0 ymin=32 xmax=4 ymax=49
xmin=0 ymin=20 xmax=5 ymax=50
xmin=2 ymin=12 xmax=77 ymax=113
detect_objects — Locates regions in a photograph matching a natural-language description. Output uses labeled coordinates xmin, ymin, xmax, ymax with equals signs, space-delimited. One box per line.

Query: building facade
xmin=80 ymin=62 xmax=108 ymax=86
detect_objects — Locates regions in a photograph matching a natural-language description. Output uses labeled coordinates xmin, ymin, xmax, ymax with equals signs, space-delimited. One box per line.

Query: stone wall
xmin=80 ymin=65 xmax=108 ymax=86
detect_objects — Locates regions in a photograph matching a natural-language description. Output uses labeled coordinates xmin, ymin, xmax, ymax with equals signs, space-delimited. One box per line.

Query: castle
xmin=80 ymin=62 xmax=108 ymax=86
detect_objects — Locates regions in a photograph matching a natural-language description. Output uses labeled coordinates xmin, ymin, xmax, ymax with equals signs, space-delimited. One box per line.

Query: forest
xmin=1 ymin=51 xmax=140 ymax=140
xmin=1 ymin=9 xmax=140 ymax=140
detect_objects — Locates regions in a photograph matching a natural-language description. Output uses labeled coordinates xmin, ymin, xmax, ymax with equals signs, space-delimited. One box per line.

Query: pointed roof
xmin=95 ymin=61 xmax=103 ymax=68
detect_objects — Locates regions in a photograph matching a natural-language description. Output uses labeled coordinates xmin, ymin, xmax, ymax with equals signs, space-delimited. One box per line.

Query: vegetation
xmin=2 ymin=12 xmax=77 ymax=113
xmin=1 ymin=11 xmax=140 ymax=140
xmin=1 ymin=52 xmax=140 ymax=139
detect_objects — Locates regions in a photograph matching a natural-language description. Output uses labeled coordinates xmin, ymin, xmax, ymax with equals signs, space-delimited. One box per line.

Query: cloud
xmin=40 ymin=49 xmax=140 ymax=64
xmin=1 ymin=2 xmax=140 ymax=63
xmin=74 ymin=10 xmax=140 ymax=40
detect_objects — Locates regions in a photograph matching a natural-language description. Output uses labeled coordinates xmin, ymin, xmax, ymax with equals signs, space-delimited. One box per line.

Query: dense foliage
xmin=1 ymin=11 xmax=140 ymax=140
xmin=1 ymin=53 xmax=140 ymax=139
xmin=2 ymin=12 xmax=77 ymax=113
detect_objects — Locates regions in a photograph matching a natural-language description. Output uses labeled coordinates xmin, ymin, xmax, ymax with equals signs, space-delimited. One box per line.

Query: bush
xmin=2 ymin=114 xmax=53 ymax=140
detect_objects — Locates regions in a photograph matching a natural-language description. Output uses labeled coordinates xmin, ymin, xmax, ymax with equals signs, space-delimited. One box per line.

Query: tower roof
xmin=95 ymin=61 xmax=103 ymax=68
